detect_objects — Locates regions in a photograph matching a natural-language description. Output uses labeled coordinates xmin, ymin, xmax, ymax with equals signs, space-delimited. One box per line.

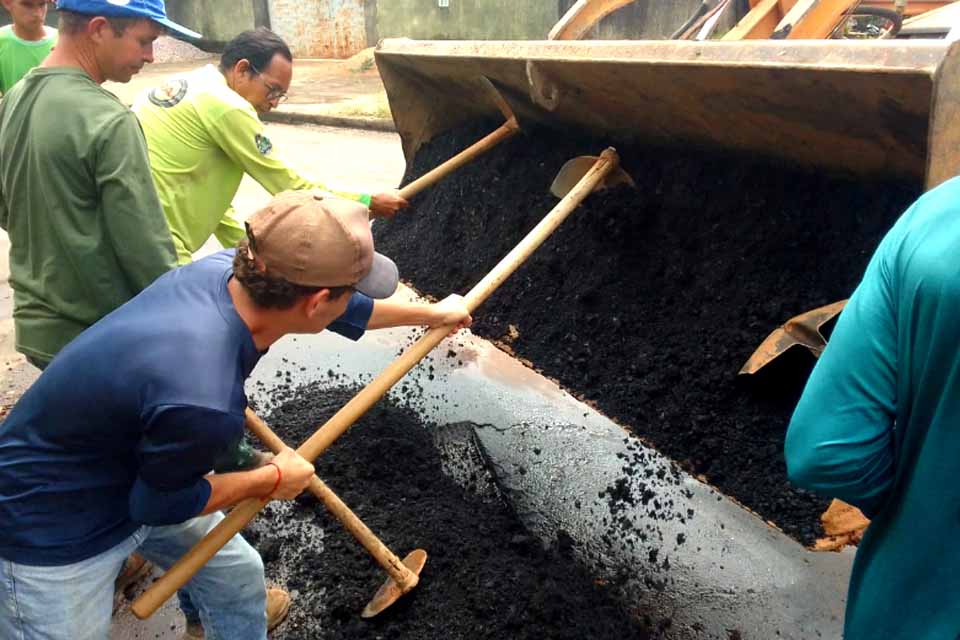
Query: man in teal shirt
xmin=786 ymin=177 xmax=960 ymax=639
xmin=0 ymin=0 xmax=56 ymax=95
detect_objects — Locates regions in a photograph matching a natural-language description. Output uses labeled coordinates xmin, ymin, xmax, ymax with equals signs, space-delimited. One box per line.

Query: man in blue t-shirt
xmin=786 ymin=177 xmax=960 ymax=639
xmin=0 ymin=192 xmax=471 ymax=640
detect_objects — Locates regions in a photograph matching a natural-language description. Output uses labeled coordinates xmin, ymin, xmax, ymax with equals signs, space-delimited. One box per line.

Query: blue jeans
xmin=0 ymin=512 xmax=267 ymax=640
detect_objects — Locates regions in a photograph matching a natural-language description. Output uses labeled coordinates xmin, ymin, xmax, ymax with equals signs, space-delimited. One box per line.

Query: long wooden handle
xmin=398 ymin=118 xmax=520 ymax=201
xmin=244 ymin=409 xmax=418 ymax=591
xmin=131 ymin=148 xmax=620 ymax=619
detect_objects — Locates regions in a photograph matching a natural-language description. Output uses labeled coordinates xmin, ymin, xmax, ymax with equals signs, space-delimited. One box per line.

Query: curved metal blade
xmin=739 ymin=300 xmax=848 ymax=375
xmin=361 ymin=549 xmax=428 ymax=618
xmin=477 ymin=76 xmax=517 ymax=125
xmin=550 ymin=155 xmax=636 ymax=198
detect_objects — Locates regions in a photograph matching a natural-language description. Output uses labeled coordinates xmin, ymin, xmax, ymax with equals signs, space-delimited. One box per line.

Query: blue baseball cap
xmin=55 ymin=0 xmax=202 ymax=40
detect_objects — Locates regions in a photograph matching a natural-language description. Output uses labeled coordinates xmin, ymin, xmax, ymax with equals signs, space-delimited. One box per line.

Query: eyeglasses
xmin=248 ymin=62 xmax=288 ymax=103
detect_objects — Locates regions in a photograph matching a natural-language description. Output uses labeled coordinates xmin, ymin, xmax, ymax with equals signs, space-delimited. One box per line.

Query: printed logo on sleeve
xmin=255 ymin=134 xmax=273 ymax=156
xmin=147 ymin=79 xmax=188 ymax=108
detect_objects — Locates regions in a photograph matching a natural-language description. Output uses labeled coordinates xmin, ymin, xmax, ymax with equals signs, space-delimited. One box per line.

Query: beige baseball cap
xmin=244 ymin=191 xmax=399 ymax=299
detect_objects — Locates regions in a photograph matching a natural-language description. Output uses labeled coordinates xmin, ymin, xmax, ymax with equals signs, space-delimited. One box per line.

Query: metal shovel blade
xmin=478 ymin=75 xmax=518 ymax=125
xmin=550 ymin=155 xmax=636 ymax=198
xmin=361 ymin=549 xmax=428 ymax=618
xmin=739 ymin=300 xmax=848 ymax=375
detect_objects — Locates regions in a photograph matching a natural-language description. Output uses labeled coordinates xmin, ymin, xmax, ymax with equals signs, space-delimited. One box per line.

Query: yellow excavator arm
xmin=550 ymin=0 xmax=955 ymax=42
xmin=726 ymin=0 xmax=954 ymax=39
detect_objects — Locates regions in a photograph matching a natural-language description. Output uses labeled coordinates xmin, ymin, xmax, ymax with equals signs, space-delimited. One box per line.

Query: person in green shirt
xmin=0 ymin=0 xmax=204 ymax=621
xmin=0 ymin=0 xmax=57 ymax=95
xmin=0 ymin=1 xmax=201 ymax=369
xmin=133 ymin=28 xmax=410 ymax=265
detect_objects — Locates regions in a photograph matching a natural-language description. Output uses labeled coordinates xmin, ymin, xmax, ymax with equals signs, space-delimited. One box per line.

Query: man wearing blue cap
xmin=0 ymin=0 xmax=199 ymax=371
xmin=0 ymin=0 xmax=204 ymax=630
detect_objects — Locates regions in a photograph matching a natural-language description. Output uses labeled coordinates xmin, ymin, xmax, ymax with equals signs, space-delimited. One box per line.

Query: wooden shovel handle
xmin=399 ymin=118 xmax=520 ymax=201
xmin=131 ymin=147 xmax=621 ymax=620
xmin=297 ymin=147 xmax=620 ymax=463
xmin=244 ymin=409 xmax=419 ymax=592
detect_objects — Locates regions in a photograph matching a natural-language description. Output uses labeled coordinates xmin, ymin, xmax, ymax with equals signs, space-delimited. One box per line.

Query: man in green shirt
xmin=0 ymin=0 xmax=57 ymax=95
xmin=0 ymin=0 xmax=227 ymax=628
xmin=0 ymin=0 xmax=199 ymax=369
xmin=134 ymin=28 xmax=409 ymax=265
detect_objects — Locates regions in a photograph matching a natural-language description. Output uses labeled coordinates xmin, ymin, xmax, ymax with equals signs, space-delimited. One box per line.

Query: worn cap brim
xmin=354 ymin=252 xmax=398 ymax=299
xmin=156 ymin=16 xmax=203 ymax=40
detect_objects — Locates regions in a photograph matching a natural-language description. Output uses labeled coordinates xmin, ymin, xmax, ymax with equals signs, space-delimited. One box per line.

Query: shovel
xmin=398 ymin=77 xmax=520 ymax=200
xmin=738 ymin=300 xmax=847 ymax=375
xmin=550 ymin=155 xmax=635 ymax=198
xmin=131 ymin=148 xmax=627 ymax=620
xmin=244 ymin=409 xmax=423 ymax=618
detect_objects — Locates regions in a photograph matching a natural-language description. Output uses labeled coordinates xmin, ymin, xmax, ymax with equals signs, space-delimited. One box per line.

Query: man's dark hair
xmin=58 ymin=9 xmax=145 ymax=36
xmin=233 ymin=239 xmax=352 ymax=310
xmin=219 ymin=28 xmax=293 ymax=75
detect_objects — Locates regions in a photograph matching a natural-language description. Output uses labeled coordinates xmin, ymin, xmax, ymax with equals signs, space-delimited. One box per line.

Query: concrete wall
xmin=0 ymin=1 xmax=263 ymax=49
xmin=269 ymin=0 xmax=367 ymax=58
xmin=374 ymin=0 xmax=558 ymax=40
xmin=372 ymin=0 xmax=711 ymax=41
xmin=164 ymin=0 xmax=262 ymax=48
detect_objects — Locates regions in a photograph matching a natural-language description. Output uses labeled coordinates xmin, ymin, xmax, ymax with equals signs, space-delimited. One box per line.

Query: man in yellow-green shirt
xmin=0 ymin=0 xmax=57 ymax=95
xmin=134 ymin=28 xmax=408 ymax=264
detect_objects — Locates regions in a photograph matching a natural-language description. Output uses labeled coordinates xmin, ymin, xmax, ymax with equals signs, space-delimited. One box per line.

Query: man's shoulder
xmin=70 ymin=96 xmax=137 ymax=147
xmin=184 ymin=249 xmax=237 ymax=273
xmin=82 ymin=253 xmax=245 ymax=403
xmin=136 ymin=251 xmax=235 ymax=319
xmin=190 ymin=66 xmax=258 ymax=121
xmin=899 ymin=176 xmax=960 ymax=236
xmin=135 ymin=254 xmax=251 ymax=413
xmin=69 ymin=82 xmax=137 ymax=132
xmin=179 ymin=65 xmax=250 ymax=111
xmin=133 ymin=251 xmax=233 ymax=306
xmin=872 ymin=177 xmax=960 ymax=285
xmin=922 ymin=175 xmax=960 ymax=202
xmin=32 ymin=69 xmax=125 ymax=105
xmin=1 ymin=71 xmax=129 ymax=140
xmin=138 ymin=65 xmax=253 ymax=124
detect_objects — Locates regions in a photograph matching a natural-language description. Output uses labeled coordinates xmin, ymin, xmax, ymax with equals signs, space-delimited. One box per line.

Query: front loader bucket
xmin=375 ymin=39 xmax=960 ymax=189
xmin=369 ymin=37 xmax=960 ymax=640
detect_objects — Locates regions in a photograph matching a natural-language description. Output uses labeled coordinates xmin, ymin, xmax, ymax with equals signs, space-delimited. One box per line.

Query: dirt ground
xmin=373 ymin=121 xmax=921 ymax=545
xmin=245 ymin=383 xmax=652 ymax=640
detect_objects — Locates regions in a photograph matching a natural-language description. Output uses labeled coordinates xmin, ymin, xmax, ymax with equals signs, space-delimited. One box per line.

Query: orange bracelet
xmin=263 ymin=462 xmax=281 ymax=499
